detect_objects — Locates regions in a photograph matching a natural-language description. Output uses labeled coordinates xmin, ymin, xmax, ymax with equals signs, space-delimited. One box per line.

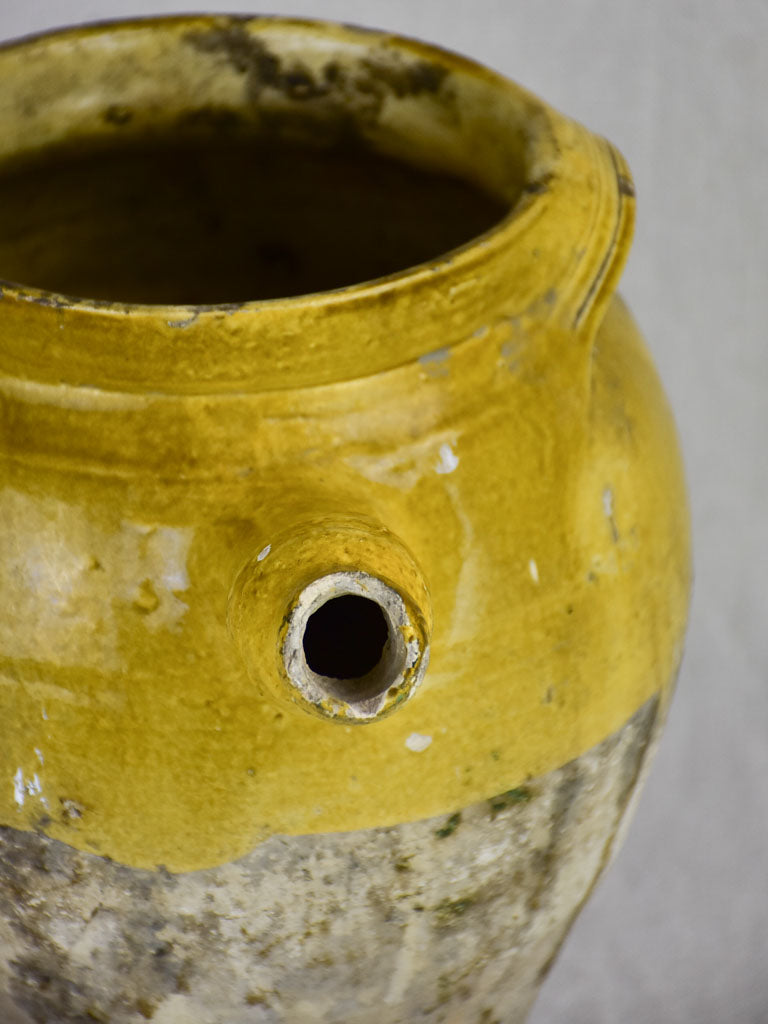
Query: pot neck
xmin=0 ymin=16 xmax=634 ymax=394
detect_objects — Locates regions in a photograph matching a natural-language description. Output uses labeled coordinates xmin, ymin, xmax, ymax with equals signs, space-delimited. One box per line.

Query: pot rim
xmin=0 ymin=14 xmax=633 ymax=393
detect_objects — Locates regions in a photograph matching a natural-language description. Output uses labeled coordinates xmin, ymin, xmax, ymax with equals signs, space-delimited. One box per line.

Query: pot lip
xmin=0 ymin=14 xmax=632 ymax=393
xmin=0 ymin=185 xmax=534 ymax=318
xmin=0 ymin=13 xmax=539 ymax=316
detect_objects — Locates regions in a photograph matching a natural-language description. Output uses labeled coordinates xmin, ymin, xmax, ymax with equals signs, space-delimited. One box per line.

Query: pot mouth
xmin=0 ymin=15 xmax=626 ymax=392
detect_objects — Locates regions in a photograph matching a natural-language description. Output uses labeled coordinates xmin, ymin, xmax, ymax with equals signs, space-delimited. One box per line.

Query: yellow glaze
xmin=0 ymin=16 xmax=690 ymax=871
xmin=229 ymin=513 xmax=433 ymax=722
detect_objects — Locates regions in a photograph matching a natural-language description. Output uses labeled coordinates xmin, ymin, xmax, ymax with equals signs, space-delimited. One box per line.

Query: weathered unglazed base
xmin=0 ymin=697 xmax=660 ymax=1024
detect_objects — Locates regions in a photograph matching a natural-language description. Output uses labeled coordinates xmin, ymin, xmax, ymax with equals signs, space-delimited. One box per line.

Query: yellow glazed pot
xmin=0 ymin=15 xmax=691 ymax=1024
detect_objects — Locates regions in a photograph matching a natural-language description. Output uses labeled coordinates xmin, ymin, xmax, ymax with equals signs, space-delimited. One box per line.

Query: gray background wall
xmin=0 ymin=3 xmax=765 ymax=1022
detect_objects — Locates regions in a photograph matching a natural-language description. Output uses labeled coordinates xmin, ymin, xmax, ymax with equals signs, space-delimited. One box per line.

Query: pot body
xmin=0 ymin=16 xmax=690 ymax=1024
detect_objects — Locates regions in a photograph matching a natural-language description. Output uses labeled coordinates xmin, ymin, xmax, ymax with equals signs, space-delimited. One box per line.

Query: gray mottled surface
xmin=0 ymin=699 xmax=657 ymax=1024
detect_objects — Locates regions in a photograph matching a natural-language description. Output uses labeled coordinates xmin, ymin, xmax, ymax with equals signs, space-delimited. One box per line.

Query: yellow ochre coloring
xmin=0 ymin=17 xmax=690 ymax=871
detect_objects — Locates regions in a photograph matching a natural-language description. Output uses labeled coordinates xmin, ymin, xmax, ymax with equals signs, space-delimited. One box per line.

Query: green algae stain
xmin=489 ymin=786 xmax=532 ymax=819
xmin=434 ymin=811 xmax=461 ymax=839
xmin=434 ymin=896 xmax=475 ymax=926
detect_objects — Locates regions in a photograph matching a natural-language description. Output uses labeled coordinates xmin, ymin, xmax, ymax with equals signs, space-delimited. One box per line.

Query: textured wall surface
xmin=0 ymin=2 xmax=765 ymax=1022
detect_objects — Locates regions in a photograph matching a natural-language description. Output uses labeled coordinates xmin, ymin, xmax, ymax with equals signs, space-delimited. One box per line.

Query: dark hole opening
xmin=0 ymin=134 xmax=507 ymax=304
xmin=303 ymin=595 xmax=389 ymax=680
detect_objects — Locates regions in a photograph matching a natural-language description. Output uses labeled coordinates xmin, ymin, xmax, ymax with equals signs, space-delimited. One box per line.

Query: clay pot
xmin=0 ymin=15 xmax=691 ymax=1024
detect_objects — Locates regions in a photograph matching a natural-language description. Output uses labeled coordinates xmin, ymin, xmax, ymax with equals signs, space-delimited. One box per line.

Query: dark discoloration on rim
xmin=522 ymin=174 xmax=554 ymax=195
xmin=358 ymin=54 xmax=449 ymax=98
xmin=186 ymin=24 xmax=329 ymax=102
xmin=183 ymin=19 xmax=452 ymax=134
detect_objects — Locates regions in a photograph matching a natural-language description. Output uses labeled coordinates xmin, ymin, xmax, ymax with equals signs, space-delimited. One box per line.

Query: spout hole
xmin=303 ymin=595 xmax=389 ymax=680
xmin=280 ymin=570 xmax=427 ymax=721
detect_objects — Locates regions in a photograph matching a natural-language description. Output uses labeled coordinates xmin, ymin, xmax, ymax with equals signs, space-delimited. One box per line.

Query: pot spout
xmin=228 ymin=514 xmax=432 ymax=723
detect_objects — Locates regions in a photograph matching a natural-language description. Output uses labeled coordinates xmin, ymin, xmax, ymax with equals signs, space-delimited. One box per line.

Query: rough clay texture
xmin=0 ymin=698 xmax=659 ymax=1024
